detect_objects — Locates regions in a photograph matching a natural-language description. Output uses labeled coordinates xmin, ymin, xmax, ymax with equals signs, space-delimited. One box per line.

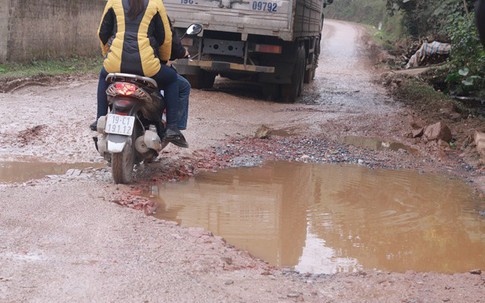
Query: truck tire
xmin=261 ymin=83 xmax=280 ymax=101
xmin=186 ymin=70 xmax=216 ymax=89
xmin=305 ymin=37 xmax=320 ymax=83
xmin=280 ymin=45 xmax=305 ymax=103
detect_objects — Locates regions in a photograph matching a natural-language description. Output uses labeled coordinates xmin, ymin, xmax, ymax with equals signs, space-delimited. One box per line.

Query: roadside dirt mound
xmin=17 ymin=125 xmax=48 ymax=146
xmin=381 ymin=71 xmax=485 ymax=170
xmin=0 ymin=75 xmax=59 ymax=93
xmin=0 ymin=73 xmax=96 ymax=93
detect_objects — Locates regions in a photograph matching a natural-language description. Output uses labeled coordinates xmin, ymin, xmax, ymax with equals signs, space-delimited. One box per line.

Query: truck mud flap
xmin=175 ymin=59 xmax=275 ymax=74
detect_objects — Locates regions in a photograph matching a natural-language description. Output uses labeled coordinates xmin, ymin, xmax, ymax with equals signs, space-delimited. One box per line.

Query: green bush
xmin=386 ymin=0 xmax=475 ymax=39
xmin=445 ymin=13 xmax=485 ymax=96
xmin=328 ymin=0 xmax=484 ymax=98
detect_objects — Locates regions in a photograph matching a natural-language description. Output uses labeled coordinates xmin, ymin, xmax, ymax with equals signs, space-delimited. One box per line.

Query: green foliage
xmin=385 ymin=0 xmax=475 ymax=39
xmin=0 ymin=56 xmax=102 ymax=80
xmin=328 ymin=0 xmax=478 ymax=40
xmin=382 ymin=1 xmax=485 ymax=97
xmin=445 ymin=12 xmax=485 ymax=96
xmin=329 ymin=0 xmax=484 ymax=98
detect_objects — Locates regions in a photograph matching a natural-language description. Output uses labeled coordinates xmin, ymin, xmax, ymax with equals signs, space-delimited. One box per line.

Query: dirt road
xmin=1 ymin=20 xmax=485 ymax=302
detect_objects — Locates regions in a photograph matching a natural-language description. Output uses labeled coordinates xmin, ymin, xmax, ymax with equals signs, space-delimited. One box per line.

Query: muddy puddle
xmin=151 ymin=161 xmax=485 ymax=274
xmin=0 ymin=161 xmax=102 ymax=183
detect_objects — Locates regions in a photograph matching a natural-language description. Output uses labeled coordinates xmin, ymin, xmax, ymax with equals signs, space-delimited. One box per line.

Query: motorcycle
xmin=94 ymin=24 xmax=202 ymax=184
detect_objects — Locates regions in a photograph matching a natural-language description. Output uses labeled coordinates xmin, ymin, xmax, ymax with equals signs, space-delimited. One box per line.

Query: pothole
xmin=149 ymin=161 xmax=485 ymax=274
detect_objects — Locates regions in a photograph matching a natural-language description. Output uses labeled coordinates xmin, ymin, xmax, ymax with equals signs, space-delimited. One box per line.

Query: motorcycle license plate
xmin=105 ymin=114 xmax=135 ymax=136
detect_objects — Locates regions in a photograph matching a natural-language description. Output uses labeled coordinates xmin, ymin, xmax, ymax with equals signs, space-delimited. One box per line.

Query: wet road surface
xmin=1 ymin=20 xmax=485 ymax=303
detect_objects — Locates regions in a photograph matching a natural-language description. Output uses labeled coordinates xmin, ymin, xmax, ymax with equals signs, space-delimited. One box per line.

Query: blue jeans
xmin=96 ymin=66 xmax=179 ymax=129
xmin=177 ymin=74 xmax=190 ymax=130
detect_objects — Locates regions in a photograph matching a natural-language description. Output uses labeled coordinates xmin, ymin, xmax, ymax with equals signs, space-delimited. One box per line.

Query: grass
xmin=0 ymin=56 xmax=102 ymax=80
xmin=397 ymin=77 xmax=445 ymax=102
xmin=392 ymin=74 xmax=478 ymax=118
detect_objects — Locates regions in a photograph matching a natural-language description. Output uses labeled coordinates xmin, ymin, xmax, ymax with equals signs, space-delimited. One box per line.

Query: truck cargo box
xmin=165 ymin=0 xmax=324 ymax=41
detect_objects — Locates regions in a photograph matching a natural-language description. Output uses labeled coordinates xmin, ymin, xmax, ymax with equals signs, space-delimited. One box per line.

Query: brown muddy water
xmin=0 ymin=161 xmax=102 ymax=183
xmin=151 ymin=161 xmax=485 ymax=274
xmin=343 ymin=136 xmax=418 ymax=154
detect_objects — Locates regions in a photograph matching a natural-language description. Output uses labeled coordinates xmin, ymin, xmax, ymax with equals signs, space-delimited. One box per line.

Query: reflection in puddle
xmin=0 ymin=161 xmax=102 ymax=183
xmin=343 ymin=136 xmax=417 ymax=154
xmin=152 ymin=161 xmax=485 ymax=274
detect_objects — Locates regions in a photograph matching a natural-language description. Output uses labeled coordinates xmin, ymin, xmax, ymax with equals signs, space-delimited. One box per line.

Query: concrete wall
xmin=1 ymin=0 xmax=106 ymax=63
xmin=0 ymin=0 xmax=10 ymax=62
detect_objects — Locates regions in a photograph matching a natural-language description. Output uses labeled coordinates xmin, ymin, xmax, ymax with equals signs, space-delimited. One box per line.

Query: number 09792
xmin=252 ymin=1 xmax=278 ymax=12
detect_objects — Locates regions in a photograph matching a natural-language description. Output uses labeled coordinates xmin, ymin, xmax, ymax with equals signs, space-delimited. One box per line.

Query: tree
xmin=386 ymin=0 xmax=476 ymax=39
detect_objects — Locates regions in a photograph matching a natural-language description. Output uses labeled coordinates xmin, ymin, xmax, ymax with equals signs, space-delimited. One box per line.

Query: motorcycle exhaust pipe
xmin=135 ymin=136 xmax=149 ymax=154
xmin=144 ymin=126 xmax=163 ymax=151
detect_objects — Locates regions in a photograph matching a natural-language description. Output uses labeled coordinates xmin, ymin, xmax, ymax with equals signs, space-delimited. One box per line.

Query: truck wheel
xmin=280 ymin=45 xmax=305 ymax=103
xmin=261 ymin=83 xmax=280 ymax=101
xmin=305 ymin=38 xmax=320 ymax=83
xmin=186 ymin=70 xmax=216 ymax=89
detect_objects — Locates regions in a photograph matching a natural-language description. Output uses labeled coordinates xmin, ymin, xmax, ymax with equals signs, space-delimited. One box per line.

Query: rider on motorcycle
xmin=92 ymin=0 xmax=188 ymax=148
xmin=167 ymin=21 xmax=191 ymax=131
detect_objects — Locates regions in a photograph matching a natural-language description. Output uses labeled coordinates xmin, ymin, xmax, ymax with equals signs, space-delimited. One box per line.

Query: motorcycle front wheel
xmin=111 ymin=137 xmax=135 ymax=184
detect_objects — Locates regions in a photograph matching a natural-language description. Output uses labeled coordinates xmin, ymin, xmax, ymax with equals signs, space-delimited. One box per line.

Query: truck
xmin=166 ymin=0 xmax=333 ymax=102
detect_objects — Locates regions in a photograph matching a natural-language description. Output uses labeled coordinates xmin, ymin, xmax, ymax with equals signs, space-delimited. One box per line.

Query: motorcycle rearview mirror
xmin=186 ymin=23 xmax=203 ymax=36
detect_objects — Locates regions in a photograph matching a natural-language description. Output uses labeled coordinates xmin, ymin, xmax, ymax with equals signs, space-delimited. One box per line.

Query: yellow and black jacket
xmin=98 ymin=0 xmax=172 ymax=77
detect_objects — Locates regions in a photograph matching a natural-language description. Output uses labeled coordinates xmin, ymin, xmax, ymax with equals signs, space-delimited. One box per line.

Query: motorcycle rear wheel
xmin=111 ymin=139 xmax=135 ymax=184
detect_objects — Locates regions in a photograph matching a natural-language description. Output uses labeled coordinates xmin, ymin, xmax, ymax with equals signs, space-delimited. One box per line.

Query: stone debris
xmin=287 ymin=291 xmax=302 ymax=298
xmin=474 ymin=131 xmax=485 ymax=158
xmin=255 ymin=125 xmax=271 ymax=139
xmin=423 ymin=122 xmax=452 ymax=142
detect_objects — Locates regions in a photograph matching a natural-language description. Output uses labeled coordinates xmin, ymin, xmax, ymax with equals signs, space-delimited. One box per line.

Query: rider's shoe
xmin=165 ymin=127 xmax=189 ymax=148
xmin=89 ymin=121 xmax=97 ymax=131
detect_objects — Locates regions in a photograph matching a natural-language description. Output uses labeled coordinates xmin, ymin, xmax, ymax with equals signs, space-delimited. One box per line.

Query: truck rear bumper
xmin=174 ymin=59 xmax=275 ymax=74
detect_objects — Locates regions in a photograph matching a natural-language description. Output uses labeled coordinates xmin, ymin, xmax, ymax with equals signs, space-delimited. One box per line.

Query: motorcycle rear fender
xmin=107 ymin=134 xmax=130 ymax=153
xmin=110 ymin=97 xmax=139 ymax=116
